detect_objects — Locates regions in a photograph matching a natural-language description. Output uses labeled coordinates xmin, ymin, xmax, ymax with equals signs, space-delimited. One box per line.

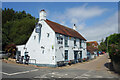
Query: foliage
xmin=98 ymin=33 xmax=120 ymax=63
xmin=98 ymin=39 xmax=107 ymax=52
xmin=107 ymin=33 xmax=120 ymax=63
xmin=87 ymin=43 xmax=90 ymax=46
xmin=5 ymin=44 xmax=17 ymax=58
xmin=2 ymin=8 xmax=38 ymax=50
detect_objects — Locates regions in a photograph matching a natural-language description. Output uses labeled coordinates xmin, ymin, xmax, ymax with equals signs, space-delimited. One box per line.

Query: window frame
xmin=74 ymin=38 xmax=77 ymax=46
xmin=65 ymin=50 xmax=68 ymax=61
xmin=64 ymin=36 xmax=68 ymax=47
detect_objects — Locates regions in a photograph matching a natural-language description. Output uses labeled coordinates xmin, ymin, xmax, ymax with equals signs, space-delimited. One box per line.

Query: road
xmin=2 ymin=54 xmax=120 ymax=79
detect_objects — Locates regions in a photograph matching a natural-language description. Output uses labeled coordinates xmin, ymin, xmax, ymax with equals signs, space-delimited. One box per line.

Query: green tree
xmin=2 ymin=8 xmax=38 ymax=51
xmin=98 ymin=39 xmax=107 ymax=52
xmin=107 ymin=33 xmax=120 ymax=63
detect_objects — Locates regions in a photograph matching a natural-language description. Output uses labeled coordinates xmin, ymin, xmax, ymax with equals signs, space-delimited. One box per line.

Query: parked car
xmin=0 ymin=51 xmax=9 ymax=59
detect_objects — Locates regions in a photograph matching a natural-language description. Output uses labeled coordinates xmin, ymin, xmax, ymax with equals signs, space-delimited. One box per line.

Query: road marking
xmin=51 ymin=76 xmax=54 ymax=77
xmin=2 ymin=72 xmax=10 ymax=75
xmin=80 ymin=70 xmax=92 ymax=77
xmin=74 ymin=70 xmax=92 ymax=79
xmin=51 ymin=72 xmax=55 ymax=74
xmin=95 ymin=75 xmax=103 ymax=78
xmin=65 ymin=74 xmax=68 ymax=75
xmin=58 ymin=77 xmax=61 ymax=78
xmin=79 ymin=76 xmax=88 ymax=78
xmin=83 ymin=74 xmax=90 ymax=77
xmin=2 ymin=69 xmax=39 ymax=76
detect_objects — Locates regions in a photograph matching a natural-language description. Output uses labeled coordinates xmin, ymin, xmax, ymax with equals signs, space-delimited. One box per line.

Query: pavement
xmin=1 ymin=54 xmax=120 ymax=79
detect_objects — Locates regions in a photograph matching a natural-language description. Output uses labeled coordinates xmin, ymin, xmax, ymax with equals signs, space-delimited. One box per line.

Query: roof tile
xmin=45 ymin=19 xmax=86 ymax=41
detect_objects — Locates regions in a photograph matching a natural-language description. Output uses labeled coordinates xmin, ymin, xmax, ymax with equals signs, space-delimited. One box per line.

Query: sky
xmin=2 ymin=2 xmax=118 ymax=42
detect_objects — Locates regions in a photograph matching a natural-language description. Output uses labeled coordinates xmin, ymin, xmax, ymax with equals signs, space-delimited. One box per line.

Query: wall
xmin=17 ymin=45 xmax=26 ymax=56
xmin=25 ymin=20 xmax=56 ymax=65
xmin=17 ymin=20 xmax=87 ymax=66
xmin=55 ymin=34 xmax=87 ymax=62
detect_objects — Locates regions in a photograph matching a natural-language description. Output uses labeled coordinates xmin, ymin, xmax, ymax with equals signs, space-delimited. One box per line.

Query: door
xmin=65 ymin=50 xmax=68 ymax=61
xmin=79 ymin=51 xmax=82 ymax=59
xmin=74 ymin=51 xmax=78 ymax=61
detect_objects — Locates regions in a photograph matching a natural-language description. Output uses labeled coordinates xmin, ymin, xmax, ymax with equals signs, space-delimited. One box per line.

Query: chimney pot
xmin=73 ymin=24 xmax=77 ymax=30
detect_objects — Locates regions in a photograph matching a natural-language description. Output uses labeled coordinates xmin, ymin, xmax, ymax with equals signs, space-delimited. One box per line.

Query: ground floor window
xmin=65 ymin=50 xmax=68 ymax=61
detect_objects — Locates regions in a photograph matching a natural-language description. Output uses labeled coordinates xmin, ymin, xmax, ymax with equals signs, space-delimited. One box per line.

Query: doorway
xmin=74 ymin=51 xmax=78 ymax=63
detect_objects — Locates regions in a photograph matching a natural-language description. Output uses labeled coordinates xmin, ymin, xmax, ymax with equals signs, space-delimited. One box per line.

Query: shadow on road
xmin=104 ymin=62 xmax=114 ymax=71
xmin=104 ymin=62 xmax=120 ymax=76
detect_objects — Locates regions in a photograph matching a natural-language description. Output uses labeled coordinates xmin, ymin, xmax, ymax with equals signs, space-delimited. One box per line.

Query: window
xmin=80 ymin=39 xmax=82 ymax=48
xmin=36 ymin=23 xmax=42 ymax=33
xmin=65 ymin=36 xmax=68 ymax=47
xmin=57 ymin=36 xmax=63 ymax=44
xmin=34 ymin=36 xmax=36 ymax=39
xmin=74 ymin=38 xmax=77 ymax=46
xmin=80 ymin=51 xmax=82 ymax=59
xmin=65 ymin=50 xmax=68 ymax=61
xmin=47 ymin=33 xmax=50 ymax=37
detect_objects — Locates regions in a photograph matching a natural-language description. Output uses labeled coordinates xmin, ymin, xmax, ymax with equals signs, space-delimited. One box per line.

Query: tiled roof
xmin=45 ymin=19 xmax=86 ymax=41
xmin=87 ymin=46 xmax=98 ymax=54
xmin=86 ymin=41 xmax=98 ymax=46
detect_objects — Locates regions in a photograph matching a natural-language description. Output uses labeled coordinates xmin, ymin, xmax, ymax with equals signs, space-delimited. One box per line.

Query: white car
xmin=0 ymin=51 xmax=9 ymax=59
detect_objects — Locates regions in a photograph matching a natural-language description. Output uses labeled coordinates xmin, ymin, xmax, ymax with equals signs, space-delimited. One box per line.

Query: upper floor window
xmin=74 ymin=38 xmax=77 ymax=46
xmin=36 ymin=23 xmax=42 ymax=33
xmin=65 ymin=36 xmax=68 ymax=47
xmin=80 ymin=39 xmax=82 ymax=48
xmin=47 ymin=33 xmax=50 ymax=37
xmin=57 ymin=36 xmax=63 ymax=44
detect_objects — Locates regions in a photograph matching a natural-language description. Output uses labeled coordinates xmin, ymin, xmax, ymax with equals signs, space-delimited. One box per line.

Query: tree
xmin=5 ymin=44 xmax=17 ymax=58
xmin=107 ymin=33 xmax=120 ymax=63
xmin=98 ymin=39 xmax=107 ymax=52
xmin=2 ymin=8 xmax=38 ymax=51
xmin=87 ymin=43 xmax=90 ymax=46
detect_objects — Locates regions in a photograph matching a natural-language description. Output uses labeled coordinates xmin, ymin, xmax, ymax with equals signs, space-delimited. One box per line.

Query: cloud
xmin=49 ymin=4 xmax=117 ymax=41
xmin=52 ymin=4 xmax=108 ymax=30
xmin=65 ymin=4 xmax=107 ymax=20
xmin=80 ymin=12 xmax=118 ymax=41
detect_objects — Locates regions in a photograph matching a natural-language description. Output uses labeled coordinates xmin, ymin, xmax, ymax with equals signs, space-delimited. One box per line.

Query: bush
xmin=109 ymin=44 xmax=120 ymax=63
xmin=82 ymin=58 xmax=86 ymax=62
xmin=108 ymin=33 xmax=120 ymax=63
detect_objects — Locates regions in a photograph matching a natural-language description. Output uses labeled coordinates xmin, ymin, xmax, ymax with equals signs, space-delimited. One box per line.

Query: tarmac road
xmin=1 ymin=54 xmax=120 ymax=79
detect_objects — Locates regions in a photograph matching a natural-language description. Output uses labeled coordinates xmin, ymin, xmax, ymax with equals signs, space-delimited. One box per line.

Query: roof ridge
xmin=45 ymin=19 xmax=86 ymax=41
xmin=46 ymin=19 xmax=76 ymax=31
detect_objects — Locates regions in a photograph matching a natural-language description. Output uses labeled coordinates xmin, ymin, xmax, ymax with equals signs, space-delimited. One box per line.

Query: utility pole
xmin=107 ymin=38 xmax=109 ymax=53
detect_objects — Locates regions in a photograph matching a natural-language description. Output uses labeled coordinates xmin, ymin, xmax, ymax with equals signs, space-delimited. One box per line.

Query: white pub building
xmin=17 ymin=10 xmax=87 ymax=67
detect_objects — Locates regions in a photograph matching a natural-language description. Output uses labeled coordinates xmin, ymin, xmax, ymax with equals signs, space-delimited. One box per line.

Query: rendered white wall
xmin=55 ymin=33 xmax=87 ymax=62
xmin=17 ymin=45 xmax=25 ymax=56
xmin=39 ymin=11 xmax=46 ymax=20
xmin=25 ymin=20 xmax=56 ymax=65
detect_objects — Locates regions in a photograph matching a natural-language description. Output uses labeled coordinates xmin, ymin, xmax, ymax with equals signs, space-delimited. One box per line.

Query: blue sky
xmin=2 ymin=2 xmax=118 ymax=42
